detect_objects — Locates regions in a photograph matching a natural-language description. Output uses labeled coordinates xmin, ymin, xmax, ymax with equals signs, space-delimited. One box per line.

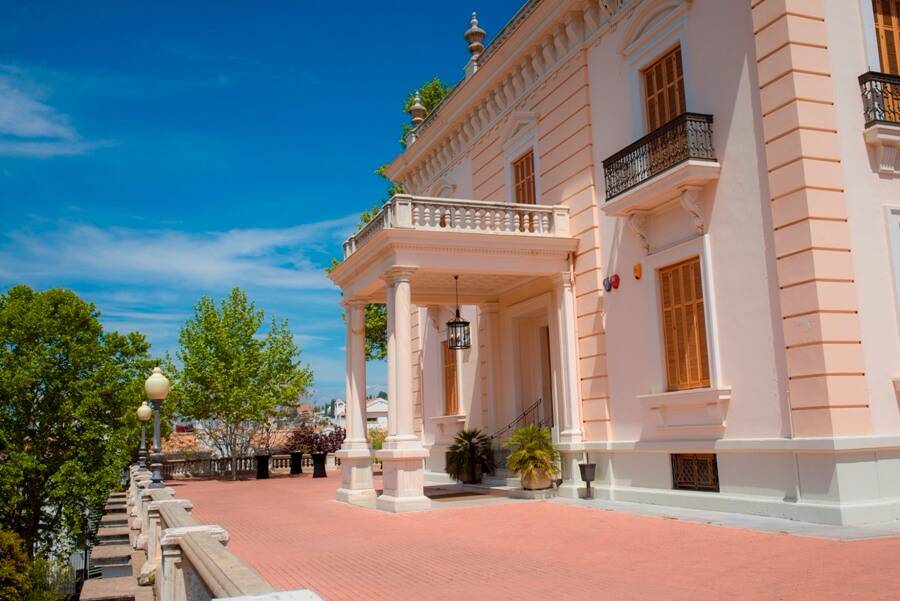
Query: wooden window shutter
xmin=512 ymin=149 xmax=536 ymax=205
xmin=659 ymin=257 xmax=710 ymax=391
xmin=644 ymin=46 xmax=686 ymax=131
xmin=443 ymin=341 xmax=459 ymax=415
xmin=875 ymin=0 xmax=900 ymax=75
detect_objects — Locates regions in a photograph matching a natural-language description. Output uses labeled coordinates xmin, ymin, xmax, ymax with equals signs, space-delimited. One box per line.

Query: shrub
xmin=445 ymin=429 xmax=495 ymax=483
xmin=368 ymin=427 xmax=387 ymax=451
xmin=504 ymin=424 xmax=559 ymax=480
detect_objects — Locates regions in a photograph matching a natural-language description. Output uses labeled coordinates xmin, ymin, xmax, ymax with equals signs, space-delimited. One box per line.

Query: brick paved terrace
xmin=172 ymin=475 xmax=900 ymax=601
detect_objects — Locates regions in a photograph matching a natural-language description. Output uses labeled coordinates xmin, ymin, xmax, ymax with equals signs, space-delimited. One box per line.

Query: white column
xmin=386 ymin=281 xmax=398 ymax=439
xmin=376 ymin=267 xmax=431 ymax=512
xmin=335 ymin=300 xmax=376 ymax=505
xmin=551 ymin=271 xmax=585 ymax=499
xmin=480 ymin=302 xmax=500 ymax=433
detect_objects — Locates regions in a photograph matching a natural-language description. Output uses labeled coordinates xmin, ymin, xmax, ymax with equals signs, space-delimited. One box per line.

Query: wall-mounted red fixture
xmin=610 ymin=274 xmax=620 ymax=289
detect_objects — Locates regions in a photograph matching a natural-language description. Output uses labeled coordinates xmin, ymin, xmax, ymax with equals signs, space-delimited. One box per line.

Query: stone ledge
xmin=507 ymin=487 xmax=558 ymax=500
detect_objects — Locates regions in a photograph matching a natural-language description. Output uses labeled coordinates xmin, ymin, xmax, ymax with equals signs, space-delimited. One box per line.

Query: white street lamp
xmin=144 ymin=367 xmax=170 ymax=489
xmin=137 ymin=401 xmax=152 ymax=469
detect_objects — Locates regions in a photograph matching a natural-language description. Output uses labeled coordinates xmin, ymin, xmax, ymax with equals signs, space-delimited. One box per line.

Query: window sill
xmin=638 ymin=387 xmax=731 ymax=430
xmin=429 ymin=414 xmax=466 ymax=425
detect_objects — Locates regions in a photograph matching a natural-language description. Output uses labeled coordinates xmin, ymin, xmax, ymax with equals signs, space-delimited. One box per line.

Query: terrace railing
xmin=859 ymin=71 xmax=900 ymax=127
xmin=342 ymin=195 xmax=571 ymax=258
xmin=162 ymin=453 xmax=340 ymax=479
xmin=602 ymin=112 xmax=716 ymax=201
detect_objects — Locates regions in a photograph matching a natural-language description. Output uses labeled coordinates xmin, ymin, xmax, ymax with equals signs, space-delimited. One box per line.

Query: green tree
xmin=0 ymin=529 xmax=30 ymax=600
xmin=172 ymin=287 xmax=313 ymax=480
xmin=399 ymin=76 xmax=454 ymax=148
xmin=0 ymin=286 xmax=152 ymax=558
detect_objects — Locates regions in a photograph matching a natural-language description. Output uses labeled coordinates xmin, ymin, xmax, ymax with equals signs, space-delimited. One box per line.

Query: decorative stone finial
xmin=465 ymin=12 xmax=486 ymax=60
xmin=409 ymin=91 xmax=426 ymax=127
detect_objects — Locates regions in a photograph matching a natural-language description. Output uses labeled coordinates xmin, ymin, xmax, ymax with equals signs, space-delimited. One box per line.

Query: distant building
xmin=333 ymin=397 xmax=388 ymax=430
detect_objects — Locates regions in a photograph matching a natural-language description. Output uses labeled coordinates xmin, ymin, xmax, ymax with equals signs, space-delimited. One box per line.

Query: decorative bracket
xmin=679 ymin=186 xmax=704 ymax=234
xmin=627 ymin=211 xmax=650 ymax=254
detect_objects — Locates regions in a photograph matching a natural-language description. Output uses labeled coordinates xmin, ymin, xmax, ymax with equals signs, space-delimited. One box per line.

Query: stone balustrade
xmin=124 ymin=465 xmax=321 ymax=601
xmin=342 ymin=194 xmax=571 ymax=258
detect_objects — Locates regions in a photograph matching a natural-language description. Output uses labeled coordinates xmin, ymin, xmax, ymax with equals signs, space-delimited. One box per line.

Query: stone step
xmin=108 ymin=491 xmax=127 ymax=500
xmin=100 ymin=514 xmax=128 ymax=527
xmin=90 ymin=544 xmax=132 ymax=579
xmin=482 ymin=473 xmax=520 ymax=487
xmin=104 ymin=503 xmax=127 ymax=514
xmin=79 ymin=576 xmax=136 ymax=601
xmin=97 ymin=526 xmax=130 ymax=545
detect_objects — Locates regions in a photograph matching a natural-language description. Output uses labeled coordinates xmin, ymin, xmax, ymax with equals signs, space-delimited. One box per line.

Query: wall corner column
xmin=551 ymin=271 xmax=586 ymax=499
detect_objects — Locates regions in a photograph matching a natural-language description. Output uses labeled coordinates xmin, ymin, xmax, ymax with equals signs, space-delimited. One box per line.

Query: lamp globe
xmin=137 ymin=401 xmax=152 ymax=422
xmin=144 ymin=367 xmax=171 ymax=401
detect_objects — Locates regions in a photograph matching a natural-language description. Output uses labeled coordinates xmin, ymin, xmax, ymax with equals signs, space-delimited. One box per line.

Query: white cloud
xmin=0 ymin=216 xmax=356 ymax=291
xmin=0 ymin=66 xmax=108 ymax=158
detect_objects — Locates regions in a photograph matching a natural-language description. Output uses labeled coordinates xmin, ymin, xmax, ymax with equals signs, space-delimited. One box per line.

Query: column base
xmin=375 ymin=447 xmax=431 ymax=513
xmin=376 ymin=493 xmax=432 ymax=513
xmin=335 ymin=449 xmax=376 ymax=506
xmin=557 ymin=449 xmax=585 ymax=500
xmin=556 ymin=483 xmax=585 ymax=499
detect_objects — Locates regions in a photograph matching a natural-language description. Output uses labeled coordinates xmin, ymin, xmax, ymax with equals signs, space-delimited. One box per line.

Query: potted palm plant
xmin=445 ymin=429 xmax=495 ymax=484
xmin=504 ymin=424 xmax=559 ymax=490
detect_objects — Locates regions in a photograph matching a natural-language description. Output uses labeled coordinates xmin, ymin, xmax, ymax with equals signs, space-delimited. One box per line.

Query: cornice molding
xmin=389 ymin=0 xmax=648 ymax=194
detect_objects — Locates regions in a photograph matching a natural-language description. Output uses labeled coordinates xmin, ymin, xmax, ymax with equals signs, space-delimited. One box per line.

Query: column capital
xmin=480 ymin=301 xmax=500 ymax=315
xmin=341 ymin=298 xmax=369 ymax=310
xmin=382 ymin=266 xmax=417 ymax=285
xmin=550 ymin=271 xmax=574 ymax=289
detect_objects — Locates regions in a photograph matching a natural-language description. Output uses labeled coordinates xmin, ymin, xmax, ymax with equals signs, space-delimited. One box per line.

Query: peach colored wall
xmin=751 ymin=0 xmax=871 ymax=436
xmin=588 ymin=0 xmax=792 ymax=442
xmin=823 ymin=0 xmax=900 ymax=436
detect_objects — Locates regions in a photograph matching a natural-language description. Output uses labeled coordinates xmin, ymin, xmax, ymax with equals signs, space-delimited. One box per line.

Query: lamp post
xmin=144 ymin=367 xmax=171 ymax=489
xmin=137 ymin=401 xmax=152 ymax=469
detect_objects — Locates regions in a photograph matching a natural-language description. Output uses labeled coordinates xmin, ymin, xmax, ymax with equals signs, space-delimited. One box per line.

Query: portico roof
xmin=328 ymin=195 xmax=578 ymax=302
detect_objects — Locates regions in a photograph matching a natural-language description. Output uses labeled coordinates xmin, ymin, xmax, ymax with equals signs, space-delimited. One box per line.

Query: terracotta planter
xmin=521 ymin=469 xmax=552 ymax=490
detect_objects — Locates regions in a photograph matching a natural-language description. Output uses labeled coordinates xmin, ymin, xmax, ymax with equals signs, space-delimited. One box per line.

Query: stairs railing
xmin=488 ymin=397 xmax=546 ymax=442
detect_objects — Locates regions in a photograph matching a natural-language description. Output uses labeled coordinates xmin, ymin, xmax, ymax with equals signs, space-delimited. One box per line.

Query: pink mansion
xmin=328 ymin=0 xmax=900 ymax=525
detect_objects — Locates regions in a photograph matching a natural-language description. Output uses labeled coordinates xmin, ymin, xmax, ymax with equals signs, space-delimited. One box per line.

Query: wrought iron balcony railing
xmin=859 ymin=71 xmax=900 ymax=127
xmin=602 ymin=113 xmax=716 ymax=201
xmin=342 ymin=195 xmax=571 ymax=258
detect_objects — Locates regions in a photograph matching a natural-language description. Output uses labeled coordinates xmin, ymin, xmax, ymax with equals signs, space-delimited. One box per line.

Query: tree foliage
xmin=0 ymin=286 xmax=153 ymax=559
xmin=399 ymin=76 xmax=454 ymax=148
xmin=172 ymin=287 xmax=313 ymax=479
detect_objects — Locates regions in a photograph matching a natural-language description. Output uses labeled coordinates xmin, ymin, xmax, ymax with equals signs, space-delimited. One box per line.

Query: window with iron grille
xmin=671 ymin=453 xmax=719 ymax=492
xmin=512 ymin=149 xmax=536 ymax=205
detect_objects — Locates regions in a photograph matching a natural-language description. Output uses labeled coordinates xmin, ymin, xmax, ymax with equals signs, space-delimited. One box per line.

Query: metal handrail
xmin=859 ymin=71 xmax=900 ymax=127
xmin=489 ymin=397 xmax=546 ymax=441
xmin=601 ymin=112 xmax=716 ymax=200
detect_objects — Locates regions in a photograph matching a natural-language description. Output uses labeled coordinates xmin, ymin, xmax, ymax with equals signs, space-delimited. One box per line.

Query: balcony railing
xmin=859 ymin=71 xmax=900 ymax=127
xmin=342 ymin=195 xmax=571 ymax=258
xmin=602 ymin=113 xmax=716 ymax=201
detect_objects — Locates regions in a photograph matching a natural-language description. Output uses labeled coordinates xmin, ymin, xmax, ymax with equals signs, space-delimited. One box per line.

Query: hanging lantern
xmin=446 ymin=275 xmax=471 ymax=350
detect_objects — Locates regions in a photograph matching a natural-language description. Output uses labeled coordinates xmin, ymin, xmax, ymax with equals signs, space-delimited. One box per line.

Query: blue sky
xmin=0 ymin=0 xmax=522 ymax=403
